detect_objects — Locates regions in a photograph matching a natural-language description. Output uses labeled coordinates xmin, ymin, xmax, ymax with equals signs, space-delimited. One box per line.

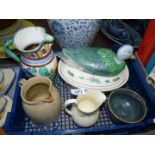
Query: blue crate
xmin=3 ymin=56 xmax=155 ymax=135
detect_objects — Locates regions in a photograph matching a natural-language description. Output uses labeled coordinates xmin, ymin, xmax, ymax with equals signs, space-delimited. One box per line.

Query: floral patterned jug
xmin=3 ymin=26 xmax=57 ymax=80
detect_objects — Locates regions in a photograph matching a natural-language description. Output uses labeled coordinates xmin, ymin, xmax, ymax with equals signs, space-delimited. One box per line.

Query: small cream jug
xmin=19 ymin=76 xmax=61 ymax=124
xmin=65 ymin=91 xmax=106 ymax=127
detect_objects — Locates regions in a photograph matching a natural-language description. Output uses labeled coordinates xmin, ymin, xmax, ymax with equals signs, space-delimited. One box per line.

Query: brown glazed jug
xmin=19 ymin=76 xmax=61 ymax=124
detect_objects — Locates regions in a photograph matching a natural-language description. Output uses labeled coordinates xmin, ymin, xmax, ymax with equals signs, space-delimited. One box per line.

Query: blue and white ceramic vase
xmin=48 ymin=19 xmax=102 ymax=48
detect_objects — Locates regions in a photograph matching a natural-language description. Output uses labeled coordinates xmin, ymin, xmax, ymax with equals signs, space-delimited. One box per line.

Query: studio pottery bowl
xmin=108 ymin=88 xmax=147 ymax=123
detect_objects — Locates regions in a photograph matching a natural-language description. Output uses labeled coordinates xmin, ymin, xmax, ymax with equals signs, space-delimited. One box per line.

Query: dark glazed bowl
xmin=108 ymin=88 xmax=147 ymax=124
xmin=109 ymin=20 xmax=126 ymax=35
xmin=107 ymin=20 xmax=130 ymax=42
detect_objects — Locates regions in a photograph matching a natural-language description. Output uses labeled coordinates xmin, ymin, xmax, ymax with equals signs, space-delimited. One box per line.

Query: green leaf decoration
xmin=39 ymin=67 xmax=50 ymax=76
xmin=30 ymin=68 xmax=37 ymax=73
xmin=97 ymin=48 xmax=126 ymax=76
xmin=79 ymin=76 xmax=84 ymax=80
xmin=112 ymin=77 xmax=120 ymax=82
xmin=105 ymin=80 xmax=110 ymax=83
xmin=88 ymin=77 xmax=101 ymax=83
xmin=67 ymin=70 xmax=74 ymax=77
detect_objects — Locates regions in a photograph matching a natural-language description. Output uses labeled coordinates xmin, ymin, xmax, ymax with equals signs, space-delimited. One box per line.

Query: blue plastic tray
xmin=3 ymin=56 xmax=155 ymax=135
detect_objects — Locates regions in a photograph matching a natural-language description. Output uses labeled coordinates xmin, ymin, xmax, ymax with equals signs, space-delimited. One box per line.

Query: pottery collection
xmin=1 ymin=21 xmax=148 ymax=130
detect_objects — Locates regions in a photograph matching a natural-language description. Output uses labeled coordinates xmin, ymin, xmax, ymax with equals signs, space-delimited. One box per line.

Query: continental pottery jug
xmin=3 ymin=26 xmax=57 ymax=80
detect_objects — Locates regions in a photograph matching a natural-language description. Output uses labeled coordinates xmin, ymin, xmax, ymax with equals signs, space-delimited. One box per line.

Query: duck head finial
xmin=116 ymin=45 xmax=134 ymax=62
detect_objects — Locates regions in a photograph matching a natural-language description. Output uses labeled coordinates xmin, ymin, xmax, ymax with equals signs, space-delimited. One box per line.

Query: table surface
xmin=0 ymin=19 xmax=154 ymax=135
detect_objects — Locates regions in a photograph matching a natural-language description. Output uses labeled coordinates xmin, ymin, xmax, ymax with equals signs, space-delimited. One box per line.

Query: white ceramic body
xmin=48 ymin=19 xmax=102 ymax=48
xmin=20 ymin=77 xmax=61 ymax=124
xmin=75 ymin=91 xmax=106 ymax=113
xmin=69 ymin=106 xmax=99 ymax=127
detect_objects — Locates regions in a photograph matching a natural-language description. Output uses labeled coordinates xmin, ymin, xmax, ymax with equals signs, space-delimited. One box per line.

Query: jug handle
xmin=18 ymin=79 xmax=27 ymax=87
xmin=3 ymin=38 xmax=20 ymax=63
xmin=64 ymin=99 xmax=77 ymax=115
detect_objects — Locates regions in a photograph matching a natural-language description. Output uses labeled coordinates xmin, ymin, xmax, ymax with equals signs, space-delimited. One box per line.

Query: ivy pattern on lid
xmin=88 ymin=77 xmax=101 ymax=84
xmin=67 ymin=70 xmax=74 ymax=77
xmin=66 ymin=69 xmax=122 ymax=84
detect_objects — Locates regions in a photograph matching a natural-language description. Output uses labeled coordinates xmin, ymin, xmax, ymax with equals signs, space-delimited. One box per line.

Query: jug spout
xmin=36 ymin=96 xmax=54 ymax=104
xmin=89 ymin=91 xmax=106 ymax=110
xmin=45 ymin=34 xmax=54 ymax=42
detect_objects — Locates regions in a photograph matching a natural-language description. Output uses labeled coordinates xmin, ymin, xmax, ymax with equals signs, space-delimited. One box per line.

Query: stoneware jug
xmin=19 ymin=76 xmax=61 ymax=124
xmin=3 ymin=26 xmax=57 ymax=80
xmin=65 ymin=91 xmax=106 ymax=127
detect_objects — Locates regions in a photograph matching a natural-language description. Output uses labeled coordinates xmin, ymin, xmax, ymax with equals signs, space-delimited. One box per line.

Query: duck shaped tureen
xmin=57 ymin=45 xmax=134 ymax=91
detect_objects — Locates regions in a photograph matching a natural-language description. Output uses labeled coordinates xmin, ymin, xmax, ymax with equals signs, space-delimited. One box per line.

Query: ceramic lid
xmin=56 ymin=47 xmax=126 ymax=77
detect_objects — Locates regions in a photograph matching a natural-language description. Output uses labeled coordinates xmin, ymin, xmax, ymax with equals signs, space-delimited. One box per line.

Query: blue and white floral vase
xmin=47 ymin=19 xmax=102 ymax=48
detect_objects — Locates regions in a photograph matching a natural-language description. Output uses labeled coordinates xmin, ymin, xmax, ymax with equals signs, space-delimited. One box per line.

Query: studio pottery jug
xmin=19 ymin=76 xmax=61 ymax=124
